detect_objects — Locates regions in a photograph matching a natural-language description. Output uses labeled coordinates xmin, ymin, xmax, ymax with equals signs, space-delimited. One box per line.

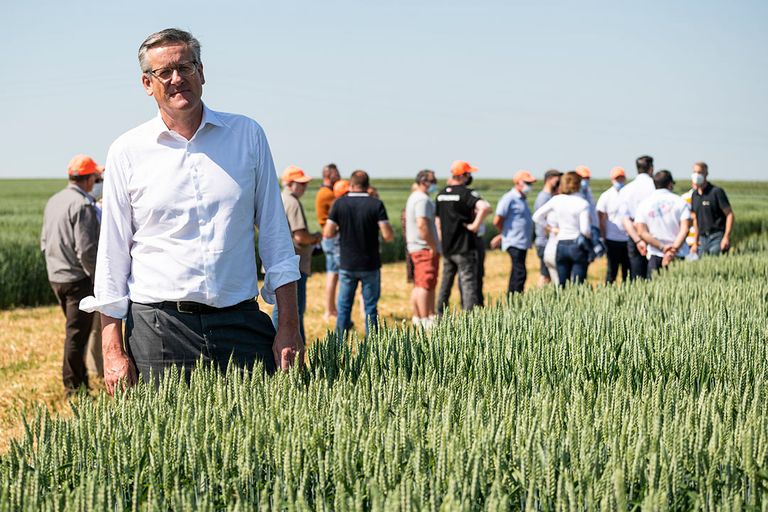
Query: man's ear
xmin=141 ymin=73 xmax=154 ymax=97
xmin=199 ymin=62 xmax=205 ymax=85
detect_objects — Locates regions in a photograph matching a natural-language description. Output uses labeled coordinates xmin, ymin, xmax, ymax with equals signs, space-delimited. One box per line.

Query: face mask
xmin=465 ymin=175 xmax=473 ymax=186
xmin=691 ymin=173 xmax=705 ymax=186
xmin=580 ymin=180 xmax=589 ymax=191
xmin=521 ymin=183 xmax=532 ymax=195
xmin=91 ymin=182 xmax=103 ymax=199
xmin=612 ymin=181 xmax=624 ymax=191
xmin=427 ymin=183 xmax=438 ymax=194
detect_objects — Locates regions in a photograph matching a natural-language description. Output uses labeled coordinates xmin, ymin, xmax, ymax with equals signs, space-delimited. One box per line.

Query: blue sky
xmin=1 ymin=0 xmax=766 ymax=180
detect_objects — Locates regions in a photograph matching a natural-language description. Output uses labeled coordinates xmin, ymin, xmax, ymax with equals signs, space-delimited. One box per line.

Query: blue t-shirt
xmin=496 ymin=188 xmax=533 ymax=251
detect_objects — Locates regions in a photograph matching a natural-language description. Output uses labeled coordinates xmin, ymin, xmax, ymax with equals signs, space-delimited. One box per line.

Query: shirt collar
xmin=347 ymin=192 xmax=369 ymax=197
xmin=509 ymin=188 xmax=523 ymax=200
xmin=151 ymin=103 xmax=226 ymax=142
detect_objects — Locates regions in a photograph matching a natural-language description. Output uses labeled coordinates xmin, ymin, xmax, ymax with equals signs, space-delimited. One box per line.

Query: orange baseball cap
xmin=67 ymin=155 xmax=102 ymax=177
xmin=610 ymin=166 xmax=626 ymax=180
xmin=513 ymin=170 xmax=537 ymax=184
xmin=575 ymin=165 xmax=591 ymax=179
xmin=333 ymin=179 xmax=350 ymax=198
xmin=450 ymin=160 xmax=478 ymax=176
xmin=282 ymin=165 xmax=312 ymax=184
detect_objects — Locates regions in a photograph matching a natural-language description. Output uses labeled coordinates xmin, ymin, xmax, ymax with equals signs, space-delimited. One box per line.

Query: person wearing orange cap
xmin=435 ymin=160 xmax=492 ymax=314
xmin=596 ymin=167 xmax=630 ymax=283
xmin=315 ymin=164 xmax=341 ymax=322
xmin=493 ymin=170 xmax=536 ymax=294
xmin=80 ymin=29 xmax=302 ymax=394
xmin=576 ymin=165 xmax=600 ymax=245
xmin=272 ymin=166 xmax=322 ymax=342
xmin=41 ymin=154 xmax=103 ymax=396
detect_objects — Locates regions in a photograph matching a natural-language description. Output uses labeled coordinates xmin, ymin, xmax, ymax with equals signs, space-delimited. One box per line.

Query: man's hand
xmin=273 ymin=282 xmax=304 ymax=371
xmin=720 ymin=236 xmax=730 ymax=252
xmin=272 ymin=327 xmax=304 ymax=371
xmin=464 ymin=222 xmax=481 ymax=234
xmin=636 ymin=240 xmax=648 ymax=257
xmin=490 ymin=234 xmax=502 ymax=250
xmin=101 ymin=314 xmax=138 ymax=396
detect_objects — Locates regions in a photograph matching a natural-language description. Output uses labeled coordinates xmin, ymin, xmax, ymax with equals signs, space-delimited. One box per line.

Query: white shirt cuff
xmin=79 ymin=295 xmax=129 ymax=320
xmin=260 ymin=255 xmax=301 ymax=305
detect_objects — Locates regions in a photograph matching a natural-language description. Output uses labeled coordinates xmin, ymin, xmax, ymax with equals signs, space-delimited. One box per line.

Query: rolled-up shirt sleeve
xmin=79 ymin=147 xmax=134 ymax=319
xmin=252 ymin=126 xmax=300 ymax=305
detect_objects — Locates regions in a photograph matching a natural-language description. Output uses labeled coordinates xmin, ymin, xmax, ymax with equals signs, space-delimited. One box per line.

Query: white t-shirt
xmin=596 ymin=186 xmax=628 ymax=242
xmin=618 ymin=173 xmax=655 ymax=221
xmin=532 ymin=194 xmax=591 ymax=241
xmin=634 ymin=189 xmax=691 ymax=258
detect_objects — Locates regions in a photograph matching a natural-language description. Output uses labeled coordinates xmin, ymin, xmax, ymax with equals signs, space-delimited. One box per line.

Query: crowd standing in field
xmin=34 ymin=27 xmax=737 ymax=397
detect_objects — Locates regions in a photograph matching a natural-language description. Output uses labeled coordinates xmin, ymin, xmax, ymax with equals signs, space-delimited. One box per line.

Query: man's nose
xmin=169 ymin=69 xmax=184 ymax=84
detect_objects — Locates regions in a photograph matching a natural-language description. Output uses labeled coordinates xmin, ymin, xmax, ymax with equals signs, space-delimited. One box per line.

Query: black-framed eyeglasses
xmin=147 ymin=61 xmax=199 ymax=83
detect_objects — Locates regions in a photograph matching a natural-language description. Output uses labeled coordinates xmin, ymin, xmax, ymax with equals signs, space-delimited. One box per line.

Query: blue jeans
xmin=699 ymin=231 xmax=724 ymax=255
xmin=555 ymin=240 xmax=588 ymax=287
xmin=336 ymin=269 xmax=381 ymax=337
xmin=271 ymin=272 xmax=308 ymax=342
xmin=321 ymin=236 xmax=340 ymax=272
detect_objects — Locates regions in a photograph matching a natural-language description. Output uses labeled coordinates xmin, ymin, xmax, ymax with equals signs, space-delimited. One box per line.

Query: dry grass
xmin=0 ymin=250 xmax=608 ymax=451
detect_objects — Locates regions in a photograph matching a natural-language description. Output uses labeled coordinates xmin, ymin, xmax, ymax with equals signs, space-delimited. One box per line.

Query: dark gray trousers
xmin=437 ymin=250 xmax=481 ymax=316
xmin=126 ymin=301 xmax=277 ymax=384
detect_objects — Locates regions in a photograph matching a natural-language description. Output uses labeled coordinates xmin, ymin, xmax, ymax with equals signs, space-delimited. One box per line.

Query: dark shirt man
xmin=41 ymin=154 xmax=102 ymax=395
xmin=324 ymin=170 xmax=394 ymax=336
xmin=690 ymin=162 xmax=734 ymax=255
xmin=435 ymin=160 xmax=491 ymax=315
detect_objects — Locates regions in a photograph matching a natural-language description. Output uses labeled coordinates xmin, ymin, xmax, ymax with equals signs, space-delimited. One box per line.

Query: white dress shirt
xmin=617 ymin=173 xmax=655 ymax=221
xmin=634 ymin=189 xmax=691 ymax=258
xmin=596 ymin=186 xmax=628 ymax=242
xmin=80 ymin=105 xmax=299 ymax=319
xmin=532 ymin=194 xmax=591 ymax=241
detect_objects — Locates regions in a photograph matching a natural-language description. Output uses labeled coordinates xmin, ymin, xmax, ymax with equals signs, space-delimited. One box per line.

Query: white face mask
xmin=91 ymin=182 xmax=103 ymax=199
xmin=521 ymin=183 xmax=532 ymax=195
xmin=691 ymin=173 xmax=705 ymax=186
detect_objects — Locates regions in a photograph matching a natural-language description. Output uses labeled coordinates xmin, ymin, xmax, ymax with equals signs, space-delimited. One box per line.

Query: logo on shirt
xmin=437 ymin=194 xmax=461 ymax=202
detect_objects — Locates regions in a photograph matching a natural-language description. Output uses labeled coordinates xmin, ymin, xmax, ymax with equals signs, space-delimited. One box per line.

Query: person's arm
xmin=434 ymin=216 xmax=442 ymax=242
xmin=73 ymin=203 xmax=100 ymax=279
xmin=532 ymin=199 xmax=554 ymax=225
xmin=293 ymin=229 xmax=321 ymax=245
xmin=623 ymin=218 xmax=647 ymax=255
xmin=465 ymin=200 xmax=491 ymax=233
xmin=379 ymin=221 xmax=395 ymax=242
xmin=690 ymin=211 xmax=699 ymax=254
xmin=416 ymin=217 xmax=438 ymax=251
xmin=636 ymin=222 xmax=659 ymax=249
xmin=101 ymin=314 xmax=137 ymax=395
xmin=323 ymin=220 xmax=339 ymax=238
xmin=670 ymin=219 xmax=690 ymax=254
xmin=492 ymin=215 xmax=504 ymax=232
xmin=272 ymin=282 xmax=303 ymax=370
xmin=722 ymin=207 xmax=734 ymax=251
xmin=597 ymin=211 xmax=608 ymax=239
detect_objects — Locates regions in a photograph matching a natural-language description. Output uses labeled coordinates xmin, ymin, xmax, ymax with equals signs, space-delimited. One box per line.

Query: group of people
xmin=39 ymin=28 xmax=735 ymax=397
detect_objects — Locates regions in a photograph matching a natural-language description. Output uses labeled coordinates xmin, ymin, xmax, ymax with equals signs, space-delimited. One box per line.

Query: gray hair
xmin=138 ymin=28 xmax=202 ymax=73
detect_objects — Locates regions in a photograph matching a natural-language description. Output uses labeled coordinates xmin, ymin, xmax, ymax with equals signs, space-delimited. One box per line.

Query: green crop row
xmin=1 ymin=247 xmax=767 ymax=510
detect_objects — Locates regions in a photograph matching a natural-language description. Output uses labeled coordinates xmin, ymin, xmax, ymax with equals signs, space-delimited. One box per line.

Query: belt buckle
xmin=176 ymin=301 xmax=196 ymax=314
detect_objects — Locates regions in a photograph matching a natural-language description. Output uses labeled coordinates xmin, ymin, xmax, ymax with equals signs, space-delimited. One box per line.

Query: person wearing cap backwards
xmin=690 ymin=162 xmax=734 ymax=256
xmin=315 ymin=163 xmax=341 ymax=321
xmin=596 ymin=167 xmax=630 ymax=283
xmin=618 ymin=155 xmax=656 ymax=280
xmin=493 ymin=170 xmax=536 ymax=294
xmin=533 ymin=169 xmax=562 ymax=286
xmin=40 ymin=155 xmax=103 ymax=395
xmin=80 ymin=29 xmax=303 ymax=394
xmin=324 ymin=170 xmax=394 ymax=337
xmin=634 ymin=170 xmax=691 ymax=277
xmin=273 ymin=166 xmax=322 ymax=342
xmin=435 ymin=160 xmax=492 ymax=314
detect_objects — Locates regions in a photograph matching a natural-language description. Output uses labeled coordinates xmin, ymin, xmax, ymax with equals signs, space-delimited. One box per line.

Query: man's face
xmin=141 ymin=43 xmax=205 ymax=115
xmin=692 ymin=164 xmax=708 ymax=180
xmin=329 ymin=169 xmax=340 ymax=184
xmin=547 ymin=176 xmax=560 ymax=190
xmin=289 ymin=181 xmax=307 ymax=198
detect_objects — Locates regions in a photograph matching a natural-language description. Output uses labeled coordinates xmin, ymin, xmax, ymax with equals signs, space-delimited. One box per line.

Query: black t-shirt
xmin=328 ymin=193 xmax=389 ymax=271
xmin=435 ymin=184 xmax=481 ymax=256
xmin=691 ymin=182 xmax=731 ymax=236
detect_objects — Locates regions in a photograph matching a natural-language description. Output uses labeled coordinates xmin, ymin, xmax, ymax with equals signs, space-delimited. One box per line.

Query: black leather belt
xmin=143 ymin=298 xmax=257 ymax=314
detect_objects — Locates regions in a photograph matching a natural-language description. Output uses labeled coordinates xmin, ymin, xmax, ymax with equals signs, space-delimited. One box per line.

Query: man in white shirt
xmin=596 ymin=166 xmax=629 ymax=283
xmin=634 ymin=170 xmax=691 ymax=278
xmin=618 ymin=155 xmax=656 ymax=280
xmin=80 ymin=28 xmax=302 ymax=394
